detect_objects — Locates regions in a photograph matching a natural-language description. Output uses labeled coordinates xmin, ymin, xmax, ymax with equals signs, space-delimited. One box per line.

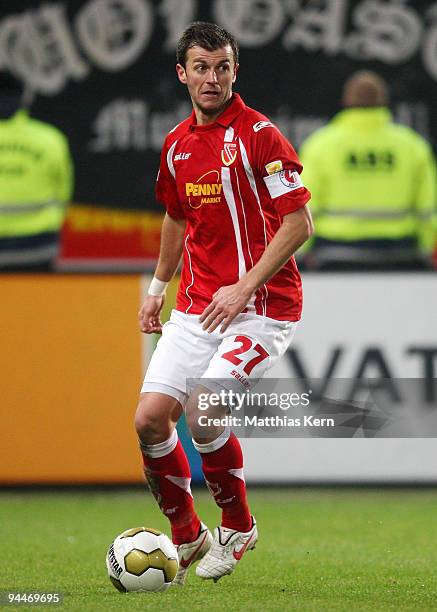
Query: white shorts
xmin=141 ymin=309 xmax=297 ymax=405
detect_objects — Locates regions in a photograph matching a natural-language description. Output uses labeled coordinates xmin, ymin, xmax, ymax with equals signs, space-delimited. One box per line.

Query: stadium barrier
xmin=1 ymin=275 xmax=144 ymax=484
xmin=0 ymin=273 xmax=435 ymax=485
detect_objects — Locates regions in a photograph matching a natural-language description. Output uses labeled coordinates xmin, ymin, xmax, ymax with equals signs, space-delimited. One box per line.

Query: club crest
xmin=221 ymin=142 xmax=237 ymax=166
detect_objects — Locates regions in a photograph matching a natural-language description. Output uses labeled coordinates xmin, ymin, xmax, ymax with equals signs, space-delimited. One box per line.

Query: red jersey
xmin=156 ymin=94 xmax=311 ymax=321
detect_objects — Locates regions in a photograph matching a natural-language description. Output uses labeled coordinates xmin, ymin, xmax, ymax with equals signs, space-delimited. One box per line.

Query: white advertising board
xmin=242 ymin=273 xmax=437 ymax=483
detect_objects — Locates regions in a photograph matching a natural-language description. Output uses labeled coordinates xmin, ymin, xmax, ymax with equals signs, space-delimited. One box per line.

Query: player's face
xmin=176 ymin=45 xmax=238 ymax=124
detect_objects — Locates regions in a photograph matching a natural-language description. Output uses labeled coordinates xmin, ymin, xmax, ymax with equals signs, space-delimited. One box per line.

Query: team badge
xmin=279 ymin=169 xmax=302 ymax=189
xmin=221 ymin=142 xmax=237 ymax=166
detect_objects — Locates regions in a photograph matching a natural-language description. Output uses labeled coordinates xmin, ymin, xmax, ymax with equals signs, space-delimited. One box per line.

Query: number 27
xmin=221 ymin=335 xmax=269 ymax=375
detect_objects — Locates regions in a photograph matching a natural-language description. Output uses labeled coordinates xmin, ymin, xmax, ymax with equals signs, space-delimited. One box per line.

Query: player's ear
xmin=176 ymin=64 xmax=187 ymax=85
xmin=232 ymin=63 xmax=239 ymax=84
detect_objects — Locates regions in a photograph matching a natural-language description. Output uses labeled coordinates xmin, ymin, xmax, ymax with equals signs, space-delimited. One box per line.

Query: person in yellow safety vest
xmin=0 ymin=72 xmax=73 ymax=271
xmin=299 ymin=71 xmax=437 ymax=270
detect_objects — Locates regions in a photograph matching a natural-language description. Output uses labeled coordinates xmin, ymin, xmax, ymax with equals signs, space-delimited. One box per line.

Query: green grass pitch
xmin=2 ymin=488 xmax=437 ymax=611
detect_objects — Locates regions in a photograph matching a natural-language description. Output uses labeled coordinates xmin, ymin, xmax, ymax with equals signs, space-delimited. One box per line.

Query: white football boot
xmin=172 ymin=522 xmax=213 ymax=586
xmin=196 ymin=517 xmax=258 ymax=582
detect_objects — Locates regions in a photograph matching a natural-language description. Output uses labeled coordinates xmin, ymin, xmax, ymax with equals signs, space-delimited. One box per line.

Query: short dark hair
xmin=176 ymin=21 xmax=239 ymax=67
xmin=342 ymin=71 xmax=389 ymax=108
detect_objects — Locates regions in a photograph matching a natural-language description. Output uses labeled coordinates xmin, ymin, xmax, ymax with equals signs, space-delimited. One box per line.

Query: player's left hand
xmin=138 ymin=294 xmax=165 ymax=334
xmin=199 ymin=282 xmax=254 ymax=333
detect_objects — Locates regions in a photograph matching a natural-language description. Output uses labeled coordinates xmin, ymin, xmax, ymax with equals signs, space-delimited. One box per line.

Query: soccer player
xmin=135 ymin=21 xmax=313 ymax=584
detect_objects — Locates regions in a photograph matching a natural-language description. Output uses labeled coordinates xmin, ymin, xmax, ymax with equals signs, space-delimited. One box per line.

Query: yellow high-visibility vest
xmin=300 ymin=107 xmax=437 ymax=262
xmin=0 ymin=109 xmax=73 ymax=267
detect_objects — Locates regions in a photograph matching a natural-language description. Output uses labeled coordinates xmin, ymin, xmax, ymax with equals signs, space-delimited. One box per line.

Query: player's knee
xmin=134 ymin=399 xmax=167 ymax=444
xmin=184 ymin=407 xmax=198 ymax=436
xmin=185 ymin=402 xmax=211 ymax=440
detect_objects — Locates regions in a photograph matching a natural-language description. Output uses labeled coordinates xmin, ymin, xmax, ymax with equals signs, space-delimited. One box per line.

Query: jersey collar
xmin=189 ymin=93 xmax=246 ymax=129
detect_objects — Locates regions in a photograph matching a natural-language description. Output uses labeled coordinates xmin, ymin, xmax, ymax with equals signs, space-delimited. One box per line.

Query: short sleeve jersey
xmin=156 ymin=94 xmax=311 ymax=321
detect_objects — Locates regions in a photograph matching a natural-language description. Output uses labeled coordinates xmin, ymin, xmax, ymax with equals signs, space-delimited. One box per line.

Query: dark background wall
xmin=1 ymin=0 xmax=435 ymax=212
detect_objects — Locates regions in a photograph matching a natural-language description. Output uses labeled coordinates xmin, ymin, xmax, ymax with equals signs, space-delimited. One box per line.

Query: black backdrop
xmin=1 ymin=0 xmax=436 ymax=212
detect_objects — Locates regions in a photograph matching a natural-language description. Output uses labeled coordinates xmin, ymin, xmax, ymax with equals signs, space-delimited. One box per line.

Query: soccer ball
xmin=106 ymin=527 xmax=179 ymax=592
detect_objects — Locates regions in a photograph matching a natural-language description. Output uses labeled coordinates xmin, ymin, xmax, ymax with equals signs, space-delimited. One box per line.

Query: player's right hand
xmin=138 ymin=295 xmax=165 ymax=334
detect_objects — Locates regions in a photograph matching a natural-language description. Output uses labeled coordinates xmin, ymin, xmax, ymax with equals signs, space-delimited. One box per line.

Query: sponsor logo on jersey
xmin=186 ymin=181 xmax=222 ymax=197
xmin=253 ymin=120 xmax=274 ymax=132
xmin=221 ymin=142 xmax=238 ymax=166
xmin=279 ymin=169 xmax=302 ymax=189
xmin=174 ymin=152 xmax=191 ymax=161
xmin=265 ymin=160 xmax=283 ymax=175
xmin=185 ymin=170 xmax=223 ymax=208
